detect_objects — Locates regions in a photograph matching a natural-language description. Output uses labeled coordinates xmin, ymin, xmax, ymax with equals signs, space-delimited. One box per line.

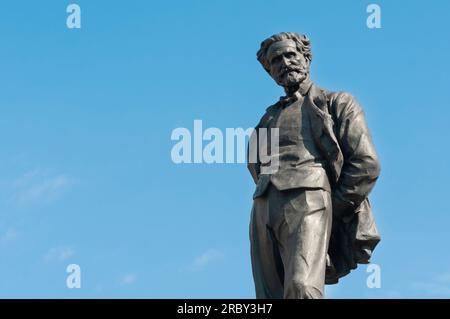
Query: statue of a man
xmin=248 ymin=32 xmax=381 ymax=299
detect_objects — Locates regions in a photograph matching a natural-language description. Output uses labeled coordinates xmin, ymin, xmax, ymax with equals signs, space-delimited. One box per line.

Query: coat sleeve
xmin=247 ymin=105 xmax=277 ymax=184
xmin=330 ymin=92 xmax=381 ymax=220
xmin=247 ymin=129 xmax=260 ymax=185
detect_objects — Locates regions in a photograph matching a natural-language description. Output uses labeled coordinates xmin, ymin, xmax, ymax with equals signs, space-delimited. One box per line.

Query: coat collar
xmin=271 ymin=78 xmax=313 ymax=110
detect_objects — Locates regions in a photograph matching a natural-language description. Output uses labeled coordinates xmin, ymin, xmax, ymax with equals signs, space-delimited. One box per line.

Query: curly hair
xmin=257 ymin=32 xmax=312 ymax=74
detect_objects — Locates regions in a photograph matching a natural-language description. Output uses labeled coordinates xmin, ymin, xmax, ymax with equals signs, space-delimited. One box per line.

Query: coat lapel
xmin=305 ymin=84 xmax=344 ymax=185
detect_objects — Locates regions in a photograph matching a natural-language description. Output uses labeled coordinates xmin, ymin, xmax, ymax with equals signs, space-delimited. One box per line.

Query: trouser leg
xmin=249 ymin=194 xmax=284 ymax=299
xmin=269 ymin=188 xmax=332 ymax=299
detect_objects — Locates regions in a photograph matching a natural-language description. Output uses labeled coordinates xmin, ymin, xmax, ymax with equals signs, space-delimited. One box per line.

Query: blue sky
xmin=0 ymin=0 xmax=450 ymax=298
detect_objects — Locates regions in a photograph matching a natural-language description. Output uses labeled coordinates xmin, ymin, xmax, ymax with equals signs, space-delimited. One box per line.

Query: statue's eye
xmin=286 ymin=52 xmax=296 ymax=59
xmin=271 ymin=56 xmax=281 ymax=64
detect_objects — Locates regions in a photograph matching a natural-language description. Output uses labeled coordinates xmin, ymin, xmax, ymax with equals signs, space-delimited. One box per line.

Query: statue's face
xmin=267 ymin=40 xmax=309 ymax=89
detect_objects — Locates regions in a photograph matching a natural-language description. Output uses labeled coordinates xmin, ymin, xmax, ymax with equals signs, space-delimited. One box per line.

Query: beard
xmin=277 ymin=68 xmax=309 ymax=88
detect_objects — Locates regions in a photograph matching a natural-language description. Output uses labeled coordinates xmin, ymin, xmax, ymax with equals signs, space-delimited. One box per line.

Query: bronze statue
xmin=248 ymin=32 xmax=381 ymax=299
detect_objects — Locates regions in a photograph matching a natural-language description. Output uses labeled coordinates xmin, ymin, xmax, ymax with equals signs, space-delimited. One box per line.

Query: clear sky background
xmin=0 ymin=0 xmax=449 ymax=298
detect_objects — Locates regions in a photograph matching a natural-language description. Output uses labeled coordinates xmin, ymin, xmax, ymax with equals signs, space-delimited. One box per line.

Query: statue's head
xmin=257 ymin=32 xmax=312 ymax=91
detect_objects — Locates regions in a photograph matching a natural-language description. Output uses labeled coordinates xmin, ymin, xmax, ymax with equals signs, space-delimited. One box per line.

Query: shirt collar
xmin=278 ymin=78 xmax=313 ymax=106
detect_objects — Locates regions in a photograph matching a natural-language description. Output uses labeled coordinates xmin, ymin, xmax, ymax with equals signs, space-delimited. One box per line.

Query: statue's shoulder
xmin=316 ymin=86 xmax=363 ymax=120
xmin=253 ymin=101 xmax=280 ymax=128
xmin=326 ymin=90 xmax=358 ymax=106
xmin=310 ymin=84 xmax=354 ymax=105
xmin=264 ymin=100 xmax=282 ymax=113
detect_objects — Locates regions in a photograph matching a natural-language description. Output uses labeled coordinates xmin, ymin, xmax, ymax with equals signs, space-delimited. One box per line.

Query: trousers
xmin=250 ymin=184 xmax=332 ymax=299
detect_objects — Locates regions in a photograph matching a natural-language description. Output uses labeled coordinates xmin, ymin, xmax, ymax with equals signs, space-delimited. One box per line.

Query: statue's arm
xmin=247 ymin=124 xmax=260 ymax=185
xmin=247 ymin=159 xmax=259 ymax=184
xmin=330 ymin=92 xmax=381 ymax=219
xmin=247 ymin=107 xmax=276 ymax=184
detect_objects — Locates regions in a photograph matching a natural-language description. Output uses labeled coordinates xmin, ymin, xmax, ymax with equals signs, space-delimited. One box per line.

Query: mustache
xmin=278 ymin=65 xmax=308 ymax=77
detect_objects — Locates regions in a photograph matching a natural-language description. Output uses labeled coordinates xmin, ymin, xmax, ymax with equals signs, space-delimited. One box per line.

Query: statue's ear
xmin=307 ymin=57 xmax=312 ymax=66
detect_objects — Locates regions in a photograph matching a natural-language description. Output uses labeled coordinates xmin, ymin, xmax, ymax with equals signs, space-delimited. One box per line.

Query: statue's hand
xmin=332 ymin=191 xmax=355 ymax=223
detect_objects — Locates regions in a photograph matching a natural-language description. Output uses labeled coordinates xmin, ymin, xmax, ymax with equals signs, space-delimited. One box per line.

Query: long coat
xmin=248 ymin=83 xmax=381 ymax=284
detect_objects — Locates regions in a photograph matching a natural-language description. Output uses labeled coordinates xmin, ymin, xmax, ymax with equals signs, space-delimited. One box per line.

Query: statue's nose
xmin=281 ymin=56 xmax=290 ymax=65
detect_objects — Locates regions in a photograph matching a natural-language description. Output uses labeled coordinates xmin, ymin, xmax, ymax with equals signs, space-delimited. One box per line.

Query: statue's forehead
xmin=266 ymin=40 xmax=298 ymax=62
